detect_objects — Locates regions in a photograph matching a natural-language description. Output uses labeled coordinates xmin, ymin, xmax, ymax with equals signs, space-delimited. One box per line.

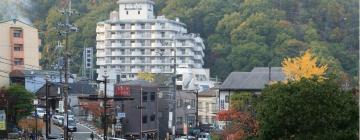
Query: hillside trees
xmin=159 ymin=0 xmax=358 ymax=83
xmin=12 ymin=0 xmax=357 ymax=84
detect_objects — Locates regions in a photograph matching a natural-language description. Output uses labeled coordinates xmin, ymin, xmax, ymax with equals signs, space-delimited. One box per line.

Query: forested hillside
xmin=1 ymin=0 xmax=357 ymax=84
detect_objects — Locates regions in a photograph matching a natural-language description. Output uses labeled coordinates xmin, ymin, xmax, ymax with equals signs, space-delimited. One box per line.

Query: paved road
xmin=49 ymin=122 xmax=101 ymax=140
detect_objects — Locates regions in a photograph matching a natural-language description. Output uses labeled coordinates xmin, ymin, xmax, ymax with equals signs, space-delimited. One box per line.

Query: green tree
xmin=5 ymin=85 xmax=34 ymax=127
xmin=257 ymin=78 xmax=358 ymax=139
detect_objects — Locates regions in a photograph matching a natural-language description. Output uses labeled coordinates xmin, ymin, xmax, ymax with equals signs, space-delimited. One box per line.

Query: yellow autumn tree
xmin=282 ymin=49 xmax=328 ymax=81
xmin=137 ymin=72 xmax=155 ymax=82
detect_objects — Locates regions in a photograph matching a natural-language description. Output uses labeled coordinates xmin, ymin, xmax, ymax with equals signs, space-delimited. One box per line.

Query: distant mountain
xmin=9 ymin=0 xmax=358 ymax=85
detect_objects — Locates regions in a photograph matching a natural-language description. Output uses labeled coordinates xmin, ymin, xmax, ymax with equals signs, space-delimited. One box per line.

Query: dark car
xmin=64 ymin=118 xmax=77 ymax=132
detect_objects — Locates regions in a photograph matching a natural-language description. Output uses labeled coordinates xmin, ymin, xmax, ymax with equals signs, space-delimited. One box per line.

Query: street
xmin=47 ymin=121 xmax=101 ymax=140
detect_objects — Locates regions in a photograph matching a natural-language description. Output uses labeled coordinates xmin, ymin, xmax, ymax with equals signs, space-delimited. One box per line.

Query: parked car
xmin=33 ymin=108 xmax=46 ymax=118
xmin=198 ymin=132 xmax=211 ymax=140
xmin=52 ymin=115 xmax=64 ymax=125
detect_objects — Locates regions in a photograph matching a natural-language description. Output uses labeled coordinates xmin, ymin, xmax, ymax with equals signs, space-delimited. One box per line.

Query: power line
xmin=0 ymin=60 xmax=40 ymax=71
xmin=0 ymin=56 xmax=42 ymax=69
xmin=0 ymin=74 xmax=46 ymax=84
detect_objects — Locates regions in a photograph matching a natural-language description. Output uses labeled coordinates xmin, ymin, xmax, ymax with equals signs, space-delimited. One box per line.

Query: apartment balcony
xmin=112 ymin=52 xmax=124 ymax=56
xmin=12 ymin=52 xmax=24 ymax=58
xmin=151 ymin=43 xmax=162 ymax=47
xmin=151 ymin=34 xmax=161 ymax=39
xmin=96 ymin=27 xmax=105 ymax=33
xmin=131 ymin=43 xmax=142 ymax=47
xmin=96 ymin=52 xmax=105 ymax=57
xmin=151 ymin=60 xmax=161 ymax=64
xmin=131 ymin=60 xmax=142 ymax=64
xmin=151 ymin=25 xmax=162 ymax=30
xmin=194 ymin=55 xmax=202 ymax=60
xmin=111 ymin=26 xmax=122 ymax=30
xmin=131 ymin=51 xmax=142 ymax=56
xmin=112 ymin=60 xmax=123 ymax=64
xmin=96 ymin=36 xmax=105 ymax=41
xmin=131 ymin=68 xmax=141 ymax=73
xmin=194 ymin=46 xmax=202 ymax=51
xmin=112 ymin=43 xmax=121 ymax=48
xmin=131 ymin=25 xmax=141 ymax=30
xmin=96 ymin=60 xmax=105 ymax=65
xmin=151 ymin=68 xmax=162 ymax=73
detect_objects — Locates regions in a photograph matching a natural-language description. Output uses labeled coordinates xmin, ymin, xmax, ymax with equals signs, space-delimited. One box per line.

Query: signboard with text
xmin=0 ymin=110 xmax=6 ymax=130
xmin=114 ymin=85 xmax=131 ymax=97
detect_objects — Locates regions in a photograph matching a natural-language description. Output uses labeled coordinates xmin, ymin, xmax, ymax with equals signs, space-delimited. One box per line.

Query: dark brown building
xmin=115 ymin=80 xmax=158 ymax=140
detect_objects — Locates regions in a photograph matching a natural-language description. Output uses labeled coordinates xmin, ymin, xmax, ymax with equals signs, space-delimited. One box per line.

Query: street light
xmin=186 ymin=105 xmax=191 ymax=140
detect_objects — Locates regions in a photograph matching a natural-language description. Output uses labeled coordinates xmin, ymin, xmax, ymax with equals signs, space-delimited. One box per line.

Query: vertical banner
xmin=0 ymin=110 xmax=6 ymax=130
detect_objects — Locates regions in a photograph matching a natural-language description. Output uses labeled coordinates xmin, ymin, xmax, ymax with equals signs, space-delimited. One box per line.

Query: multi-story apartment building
xmin=96 ymin=0 xmax=207 ymax=96
xmin=0 ymin=19 xmax=41 ymax=87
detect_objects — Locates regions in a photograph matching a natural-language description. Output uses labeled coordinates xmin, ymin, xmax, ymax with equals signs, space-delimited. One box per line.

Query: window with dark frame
xmin=225 ymin=95 xmax=229 ymax=103
xmin=150 ymin=92 xmax=156 ymax=101
xmin=14 ymin=58 xmax=23 ymax=65
xmin=142 ymin=92 xmax=148 ymax=102
xmin=142 ymin=115 xmax=147 ymax=124
xmin=150 ymin=114 xmax=155 ymax=121
xmin=13 ymin=29 xmax=22 ymax=38
xmin=14 ymin=44 xmax=23 ymax=51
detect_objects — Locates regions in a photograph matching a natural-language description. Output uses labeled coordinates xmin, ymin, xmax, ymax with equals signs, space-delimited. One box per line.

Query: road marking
xmin=77 ymin=123 xmax=103 ymax=140
xmin=72 ymin=132 xmax=92 ymax=134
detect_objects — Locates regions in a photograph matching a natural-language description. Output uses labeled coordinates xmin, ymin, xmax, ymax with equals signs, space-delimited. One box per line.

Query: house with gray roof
xmin=217 ymin=67 xmax=285 ymax=129
xmin=218 ymin=67 xmax=285 ymax=111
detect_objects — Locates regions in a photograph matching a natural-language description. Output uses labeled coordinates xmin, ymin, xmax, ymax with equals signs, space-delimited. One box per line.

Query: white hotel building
xmin=96 ymin=0 xmax=212 ymax=96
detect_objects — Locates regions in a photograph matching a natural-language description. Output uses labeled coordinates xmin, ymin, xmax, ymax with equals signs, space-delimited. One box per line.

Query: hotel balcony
xmin=96 ymin=60 xmax=105 ymax=65
xmin=131 ymin=51 xmax=142 ymax=56
xmin=151 ymin=68 xmax=162 ymax=73
xmin=131 ymin=68 xmax=141 ymax=73
xmin=111 ymin=26 xmax=122 ymax=30
xmin=151 ymin=60 xmax=161 ymax=64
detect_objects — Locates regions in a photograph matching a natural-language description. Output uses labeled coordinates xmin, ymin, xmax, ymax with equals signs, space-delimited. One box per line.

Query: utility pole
xmin=57 ymin=1 xmax=78 ymax=139
xmin=45 ymin=75 xmax=49 ymax=139
xmin=195 ymin=89 xmax=199 ymax=128
xmin=78 ymin=74 xmax=134 ymax=140
xmin=171 ymin=34 xmax=177 ymax=139
xmin=101 ymin=73 xmax=108 ymax=140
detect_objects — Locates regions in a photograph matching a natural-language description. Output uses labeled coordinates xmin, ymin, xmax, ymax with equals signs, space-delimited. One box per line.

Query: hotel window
xmin=140 ymin=40 xmax=145 ymax=46
xmin=181 ymin=49 xmax=185 ymax=54
xmin=14 ymin=58 xmax=23 ymax=65
xmin=13 ymin=29 xmax=22 ymax=38
xmin=14 ymin=44 xmax=23 ymax=51
xmin=120 ymin=24 xmax=125 ymax=29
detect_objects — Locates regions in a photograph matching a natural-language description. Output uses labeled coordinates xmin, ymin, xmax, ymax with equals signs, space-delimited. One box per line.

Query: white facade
xmin=96 ymin=0 xmax=208 ymax=96
xmin=198 ymin=97 xmax=218 ymax=125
